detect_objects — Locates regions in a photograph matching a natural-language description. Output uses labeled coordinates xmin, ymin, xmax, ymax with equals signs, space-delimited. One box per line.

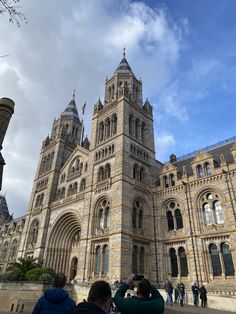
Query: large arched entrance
xmin=45 ymin=213 xmax=81 ymax=276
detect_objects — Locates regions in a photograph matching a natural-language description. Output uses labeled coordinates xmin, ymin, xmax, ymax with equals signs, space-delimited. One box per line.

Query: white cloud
xmin=156 ymin=133 xmax=175 ymax=161
xmin=0 ymin=0 xmax=186 ymax=216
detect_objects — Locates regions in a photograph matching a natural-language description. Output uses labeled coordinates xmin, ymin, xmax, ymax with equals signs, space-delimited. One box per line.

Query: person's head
xmin=53 ymin=273 xmax=67 ymax=288
xmin=87 ymin=280 xmax=112 ymax=313
xmin=137 ymin=279 xmax=151 ymax=299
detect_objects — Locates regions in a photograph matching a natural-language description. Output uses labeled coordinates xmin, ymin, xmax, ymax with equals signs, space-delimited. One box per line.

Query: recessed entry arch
xmin=45 ymin=212 xmax=81 ymax=276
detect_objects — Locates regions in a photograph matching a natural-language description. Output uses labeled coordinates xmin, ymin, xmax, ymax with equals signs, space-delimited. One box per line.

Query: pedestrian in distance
xmin=176 ymin=281 xmax=185 ymax=307
xmin=32 ymin=273 xmax=76 ymax=314
xmin=191 ymin=282 xmax=199 ymax=306
xmin=75 ymin=280 xmax=112 ymax=314
xmin=164 ymin=279 xmax=173 ymax=306
xmin=199 ymin=285 xmax=207 ymax=307
xmin=113 ymin=274 xmax=164 ymax=314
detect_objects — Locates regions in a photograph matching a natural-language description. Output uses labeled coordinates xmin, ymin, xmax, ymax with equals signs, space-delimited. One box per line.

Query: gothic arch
xmin=194 ymin=186 xmax=226 ymax=205
xmin=93 ymin=197 xmax=111 ymax=231
xmin=160 ymin=197 xmax=184 ymax=215
xmin=45 ymin=212 xmax=81 ymax=275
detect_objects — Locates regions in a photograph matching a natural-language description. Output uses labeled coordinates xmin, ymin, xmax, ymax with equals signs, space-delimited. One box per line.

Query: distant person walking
xmin=176 ymin=281 xmax=185 ymax=306
xmin=32 ymin=273 xmax=76 ymax=314
xmin=191 ymin=282 xmax=199 ymax=306
xmin=199 ymin=285 xmax=207 ymax=307
xmin=164 ymin=279 xmax=173 ymax=306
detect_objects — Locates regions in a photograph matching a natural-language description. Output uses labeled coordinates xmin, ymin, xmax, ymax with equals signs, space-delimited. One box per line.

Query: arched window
xmin=98 ymin=209 xmax=103 ymax=228
xmin=129 ymin=115 xmax=133 ymax=136
xmin=133 ymin=164 xmax=138 ymax=180
xmin=97 ymin=167 xmax=104 ymax=182
xmin=80 ymin=179 xmax=86 ymax=192
xmin=178 ymin=247 xmax=188 ymax=277
xmin=111 ymin=114 xmax=117 ymax=135
xmin=141 ymin=122 xmax=146 ymax=142
xmin=73 ymin=182 xmax=78 ymax=194
xmin=175 ymin=209 xmax=183 ymax=229
xmin=132 ymin=208 xmax=137 ymax=228
xmin=102 ymin=245 xmax=109 ymax=274
xmin=203 ymin=203 xmax=213 ymax=225
xmin=105 ymin=118 xmax=111 ymax=138
xmin=139 ymin=247 xmax=144 ymax=274
xmin=209 ymin=243 xmax=222 ymax=276
xmin=167 ymin=211 xmax=174 ymax=231
xmin=213 ymin=201 xmax=224 ymax=224
xmin=96 ymin=199 xmax=110 ymax=230
xmin=169 ymin=174 xmax=175 ymax=187
xmin=99 ymin=122 xmax=104 ymax=142
xmin=196 ymin=165 xmax=203 ymax=178
xmin=140 ymin=167 xmax=144 ymax=182
xmin=105 ymin=164 xmax=111 ymax=179
xmin=204 ymin=163 xmax=211 ymax=176
xmin=221 ymin=243 xmax=235 ymax=276
xmin=1 ymin=241 xmax=9 ymax=262
xmin=169 ymin=248 xmax=178 ymax=277
xmin=201 ymin=193 xmax=224 ymax=225
xmin=135 ymin=119 xmax=139 ymax=139
xmin=69 ymin=257 xmax=78 ymax=280
xmin=61 ymin=187 xmax=65 ymax=198
xmin=95 ymin=246 xmax=101 ymax=275
xmin=163 ymin=176 xmax=169 ymax=188
xmin=9 ymin=239 xmax=18 ymax=261
xmin=138 ymin=210 xmax=143 ymax=228
xmin=68 ymin=184 xmax=73 ymax=196
xmin=132 ymin=246 xmax=138 ymax=274
xmin=104 ymin=207 xmax=110 ymax=228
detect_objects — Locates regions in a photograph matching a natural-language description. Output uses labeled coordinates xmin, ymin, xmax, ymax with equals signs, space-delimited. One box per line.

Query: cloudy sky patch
xmin=1 ymin=0 xmax=236 ymax=217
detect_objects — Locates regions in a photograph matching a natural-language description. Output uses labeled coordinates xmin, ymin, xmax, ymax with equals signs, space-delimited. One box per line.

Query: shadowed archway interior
xmin=45 ymin=213 xmax=81 ymax=275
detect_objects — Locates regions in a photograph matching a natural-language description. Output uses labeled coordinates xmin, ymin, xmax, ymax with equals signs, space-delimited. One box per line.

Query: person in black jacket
xmin=75 ymin=280 xmax=112 ymax=314
xmin=199 ymin=285 xmax=207 ymax=307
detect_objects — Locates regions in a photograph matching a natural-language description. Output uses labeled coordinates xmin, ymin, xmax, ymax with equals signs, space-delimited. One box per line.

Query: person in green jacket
xmin=113 ymin=275 xmax=164 ymax=314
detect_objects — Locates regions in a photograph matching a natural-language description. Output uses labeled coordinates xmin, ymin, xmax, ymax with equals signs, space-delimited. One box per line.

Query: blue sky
xmin=0 ymin=0 xmax=236 ymax=216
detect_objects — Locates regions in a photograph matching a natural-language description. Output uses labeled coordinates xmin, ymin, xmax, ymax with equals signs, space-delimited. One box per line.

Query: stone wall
xmin=0 ymin=282 xmax=236 ymax=312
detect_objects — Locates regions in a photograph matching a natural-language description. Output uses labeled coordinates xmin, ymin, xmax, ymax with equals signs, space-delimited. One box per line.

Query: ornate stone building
xmin=0 ymin=54 xmax=235 ymax=288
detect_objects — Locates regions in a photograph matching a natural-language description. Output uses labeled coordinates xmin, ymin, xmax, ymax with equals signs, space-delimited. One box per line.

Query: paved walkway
xmin=164 ymin=303 xmax=233 ymax=314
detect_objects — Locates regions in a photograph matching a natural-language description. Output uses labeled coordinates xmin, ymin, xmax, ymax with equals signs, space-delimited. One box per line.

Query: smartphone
xmin=133 ymin=275 xmax=144 ymax=281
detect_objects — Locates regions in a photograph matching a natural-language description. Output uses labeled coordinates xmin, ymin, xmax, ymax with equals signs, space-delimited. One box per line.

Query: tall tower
xmin=87 ymin=51 xmax=158 ymax=282
xmin=0 ymin=97 xmax=15 ymax=191
xmin=19 ymin=96 xmax=83 ymax=263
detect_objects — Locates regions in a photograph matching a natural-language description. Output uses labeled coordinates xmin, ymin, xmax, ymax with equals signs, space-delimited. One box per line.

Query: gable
xmin=191 ymin=151 xmax=213 ymax=164
xmin=161 ymin=163 xmax=177 ymax=174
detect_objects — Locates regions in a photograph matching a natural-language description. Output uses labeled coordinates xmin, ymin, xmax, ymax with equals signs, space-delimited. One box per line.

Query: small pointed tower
xmin=19 ymin=94 xmax=83 ymax=262
xmin=87 ymin=51 xmax=157 ymax=282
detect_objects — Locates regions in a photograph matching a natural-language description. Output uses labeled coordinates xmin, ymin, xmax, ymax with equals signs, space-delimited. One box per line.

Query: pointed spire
xmin=114 ymin=47 xmax=135 ymax=77
xmin=61 ymin=92 xmax=80 ymax=120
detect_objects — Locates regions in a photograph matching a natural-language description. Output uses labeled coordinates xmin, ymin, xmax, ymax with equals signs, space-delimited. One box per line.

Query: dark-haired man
xmin=113 ymin=275 xmax=164 ymax=314
xmin=32 ymin=273 xmax=76 ymax=314
xmin=75 ymin=280 xmax=112 ymax=314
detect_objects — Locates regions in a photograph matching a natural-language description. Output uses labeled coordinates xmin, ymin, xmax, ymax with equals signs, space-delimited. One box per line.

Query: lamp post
xmin=182 ymin=181 xmax=199 ymax=286
xmin=0 ymin=97 xmax=15 ymax=191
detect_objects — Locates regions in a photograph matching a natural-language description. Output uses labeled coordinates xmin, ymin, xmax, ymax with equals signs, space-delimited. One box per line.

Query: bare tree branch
xmin=0 ymin=0 xmax=26 ymax=27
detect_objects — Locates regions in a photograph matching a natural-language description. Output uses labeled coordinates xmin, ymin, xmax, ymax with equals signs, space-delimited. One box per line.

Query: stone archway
xmin=45 ymin=213 xmax=81 ymax=276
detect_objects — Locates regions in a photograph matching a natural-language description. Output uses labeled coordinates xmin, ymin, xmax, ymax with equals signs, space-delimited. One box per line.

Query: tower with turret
xmin=19 ymin=96 xmax=83 ymax=263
